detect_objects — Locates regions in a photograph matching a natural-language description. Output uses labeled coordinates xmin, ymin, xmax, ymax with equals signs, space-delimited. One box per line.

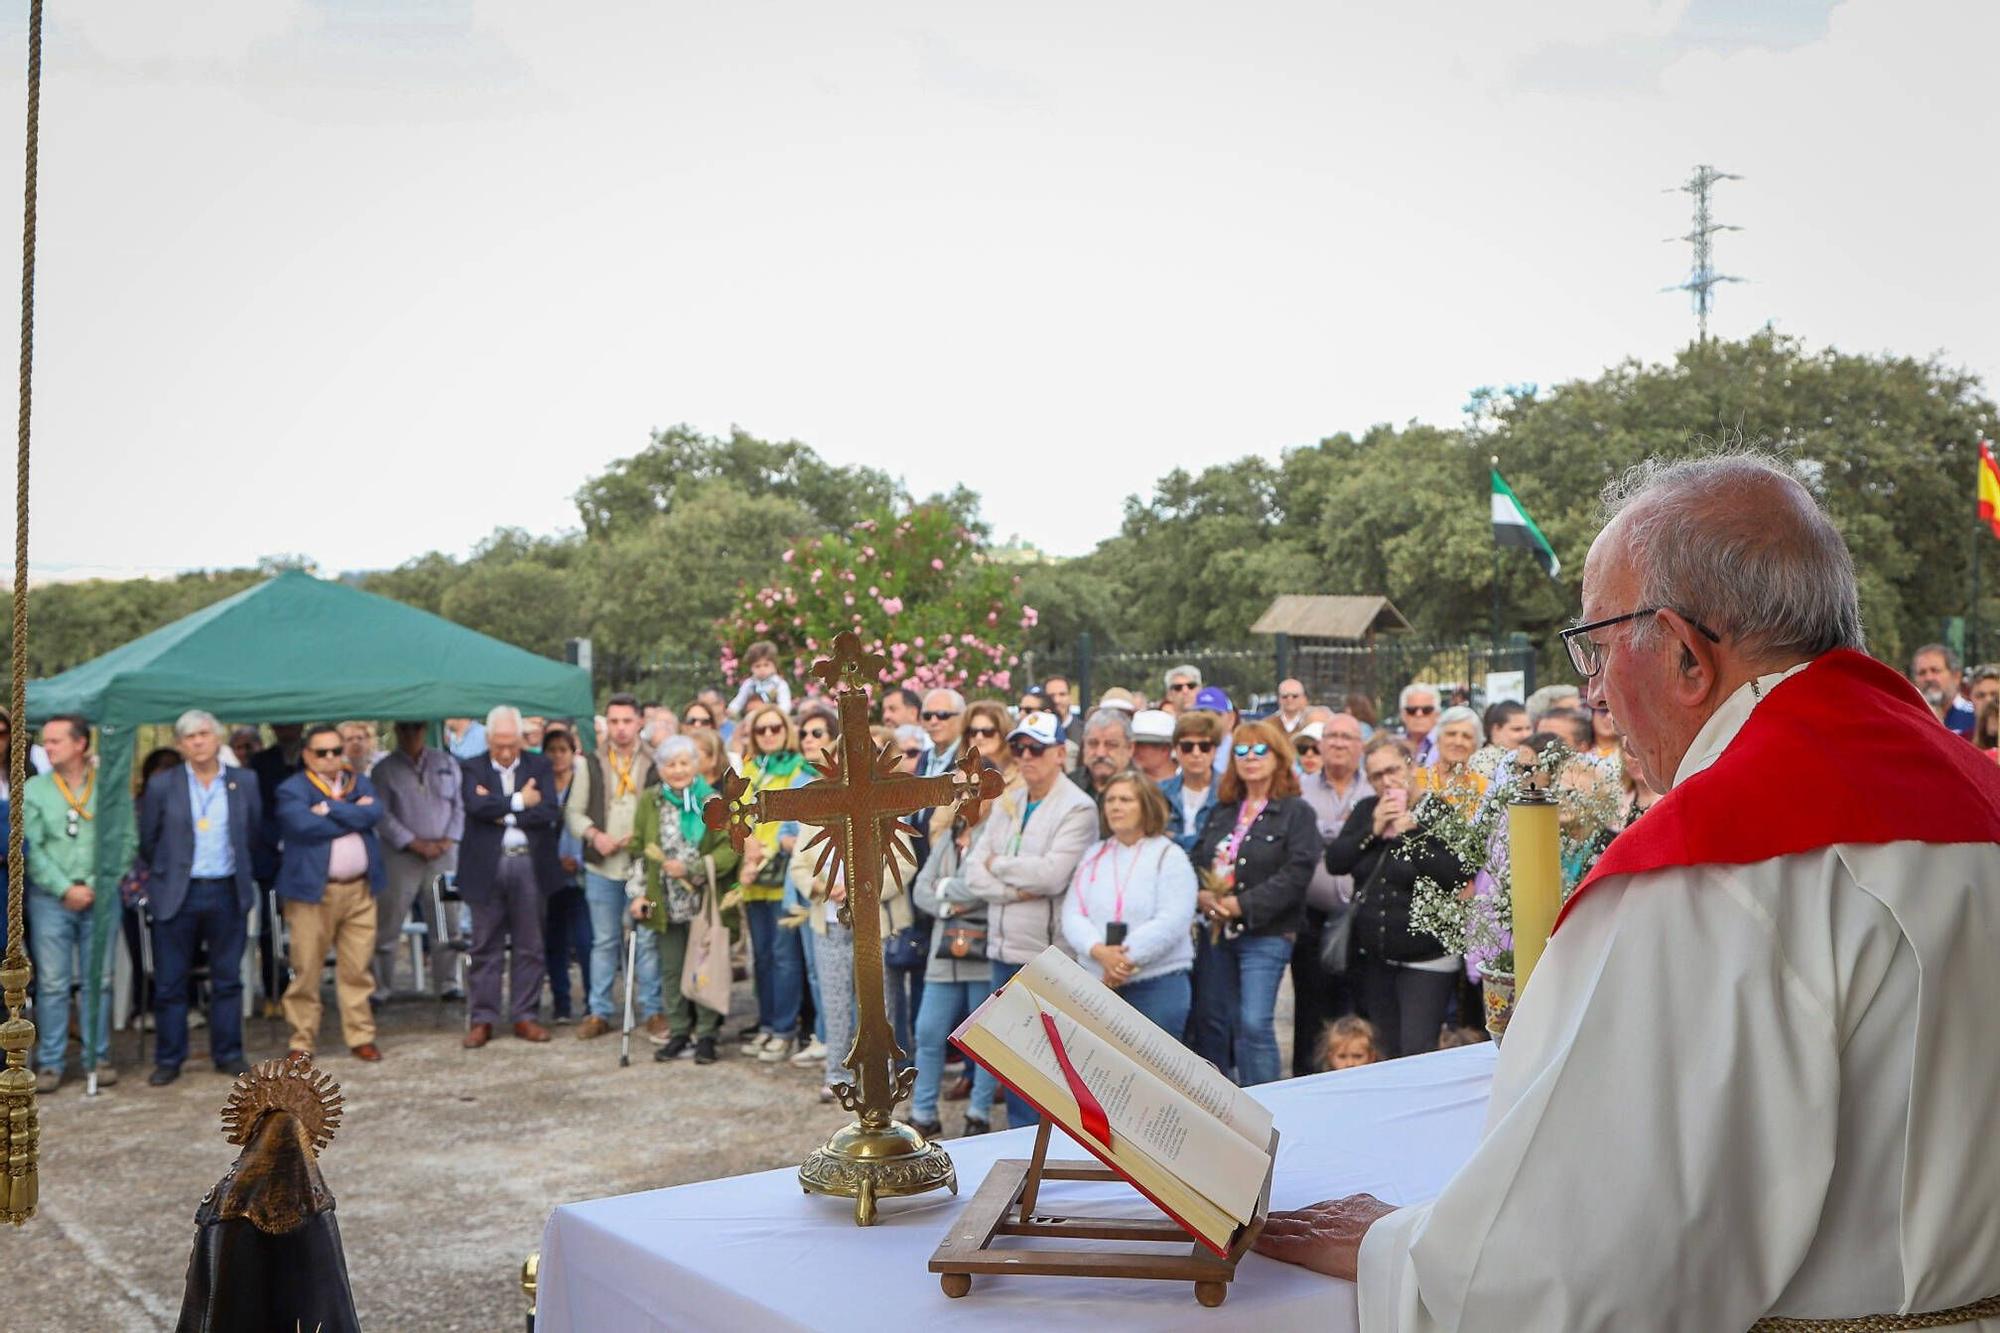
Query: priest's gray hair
xmin=1601 ymin=450 xmax=1864 ymax=661
xmin=174 ymin=709 xmax=220 ymax=739
xmin=484 ymin=704 xmax=524 ymax=735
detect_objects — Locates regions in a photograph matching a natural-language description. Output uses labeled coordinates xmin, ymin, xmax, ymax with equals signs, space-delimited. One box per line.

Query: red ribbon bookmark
xmin=1040 ymin=1011 xmax=1112 ymax=1148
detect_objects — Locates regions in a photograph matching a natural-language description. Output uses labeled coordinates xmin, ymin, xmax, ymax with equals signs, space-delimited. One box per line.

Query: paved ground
xmin=7 ymin=971 xmax=1302 ymax=1331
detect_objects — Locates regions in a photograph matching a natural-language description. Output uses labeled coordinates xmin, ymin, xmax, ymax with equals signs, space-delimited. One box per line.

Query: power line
xmin=1661 ymin=164 xmax=1744 ymax=343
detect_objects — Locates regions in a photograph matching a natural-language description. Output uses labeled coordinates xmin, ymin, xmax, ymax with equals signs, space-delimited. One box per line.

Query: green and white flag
xmin=1491 ymin=468 xmax=1560 ymax=579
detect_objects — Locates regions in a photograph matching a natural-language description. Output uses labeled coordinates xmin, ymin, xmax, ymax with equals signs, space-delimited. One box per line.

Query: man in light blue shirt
xmin=917 ymin=689 xmax=966 ymax=777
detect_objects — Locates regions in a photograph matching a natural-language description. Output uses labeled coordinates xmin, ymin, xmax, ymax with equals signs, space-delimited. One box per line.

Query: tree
xmin=574 ymin=425 xmax=904 ymax=539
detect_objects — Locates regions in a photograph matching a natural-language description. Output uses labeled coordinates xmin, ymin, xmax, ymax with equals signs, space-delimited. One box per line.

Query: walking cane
xmin=618 ymin=923 xmax=638 ymax=1068
xmin=135 ymin=899 xmax=154 ymax=1069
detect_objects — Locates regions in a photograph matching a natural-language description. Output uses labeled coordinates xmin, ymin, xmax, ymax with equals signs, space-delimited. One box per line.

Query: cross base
xmin=799 ymin=1119 xmax=957 ymax=1226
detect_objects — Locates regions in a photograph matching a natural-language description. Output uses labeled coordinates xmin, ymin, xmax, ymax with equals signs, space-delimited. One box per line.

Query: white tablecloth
xmin=537 ymin=1043 xmax=1497 ymax=1333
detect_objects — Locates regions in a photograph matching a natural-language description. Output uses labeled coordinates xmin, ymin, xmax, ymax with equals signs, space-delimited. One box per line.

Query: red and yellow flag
xmin=1981 ymin=441 xmax=2000 ymax=541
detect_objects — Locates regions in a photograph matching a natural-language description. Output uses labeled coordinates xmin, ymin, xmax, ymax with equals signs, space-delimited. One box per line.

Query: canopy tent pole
xmin=3 ymin=0 xmax=45 ymax=1227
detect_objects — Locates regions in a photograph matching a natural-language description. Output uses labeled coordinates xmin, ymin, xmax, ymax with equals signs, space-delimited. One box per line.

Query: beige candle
xmin=1509 ymin=792 xmax=1561 ymax=993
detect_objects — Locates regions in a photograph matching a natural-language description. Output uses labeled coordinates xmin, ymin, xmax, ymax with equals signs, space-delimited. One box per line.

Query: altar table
xmin=536 ymin=1042 xmax=1497 ymax=1332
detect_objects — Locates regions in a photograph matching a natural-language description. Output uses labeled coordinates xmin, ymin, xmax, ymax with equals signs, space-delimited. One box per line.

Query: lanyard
xmin=608 ymin=748 xmax=638 ymax=799
xmin=1010 ymin=799 xmax=1040 ymax=856
xmin=1221 ymin=799 xmax=1267 ymax=866
xmin=53 ymin=769 xmax=94 ymax=821
xmin=190 ymin=771 xmax=225 ymax=832
xmin=307 ymin=771 xmax=348 ymax=802
xmin=1085 ymin=839 xmax=1141 ymax=921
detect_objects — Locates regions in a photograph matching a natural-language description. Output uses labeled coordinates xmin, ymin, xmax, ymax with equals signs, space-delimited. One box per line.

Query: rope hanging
xmin=1 ymin=0 xmax=44 ymax=1228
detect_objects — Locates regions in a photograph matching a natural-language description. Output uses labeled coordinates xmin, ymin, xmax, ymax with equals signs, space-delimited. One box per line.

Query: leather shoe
xmin=217 ymin=1059 xmax=251 ymax=1077
xmin=463 ymin=1024 xmax=493 ymax=1049
xmin=944 ymin=1074 xmax=973 ymax=1101
xmin=350 ymin=1043 xmax=384 ymax=1062
xmin=148 ymin=1066 xmax=180 ymax=1087
xmin=575 ymin=1015 xmax=612 ymax=1040
xmin=513 ymin=1020 xmax=552 ymax=1043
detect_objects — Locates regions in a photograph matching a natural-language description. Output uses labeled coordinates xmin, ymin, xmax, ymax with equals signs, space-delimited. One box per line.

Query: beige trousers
xmin=282 ymin=877 xmax=378 ymax=1051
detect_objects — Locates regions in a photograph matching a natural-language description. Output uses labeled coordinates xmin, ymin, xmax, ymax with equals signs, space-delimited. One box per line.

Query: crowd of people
xmin=3 ymin=635 xmax=1990 ymax=1121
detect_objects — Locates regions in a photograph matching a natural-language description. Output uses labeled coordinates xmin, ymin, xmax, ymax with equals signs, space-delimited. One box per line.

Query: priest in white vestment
xmin=1257 ymin=451 xmax=2000 ymax=1331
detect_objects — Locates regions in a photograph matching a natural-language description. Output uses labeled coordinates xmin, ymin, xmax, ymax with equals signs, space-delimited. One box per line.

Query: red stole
xmin=1554 ymin=650 xmax=2000 ymax=934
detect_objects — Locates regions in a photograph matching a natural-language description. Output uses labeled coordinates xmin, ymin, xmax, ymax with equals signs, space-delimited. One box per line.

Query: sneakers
xmin=654 ymin=1034 xmax=691 ymax=1062
xmin=737 ymin=1025 xmax=765 ymax=1049
xmin=789 ymin=1037 xmax=827 ymax=1067
xmin=575 ymin=1015 xmax=612 ymax=1040
xmin=694 ymin=1036 xmax=718 ymax=1065
xmin=755 ymin=1033 xmax=793 ymax=1062
xmin=644 ymin=1014 xmax=670 ymax=1042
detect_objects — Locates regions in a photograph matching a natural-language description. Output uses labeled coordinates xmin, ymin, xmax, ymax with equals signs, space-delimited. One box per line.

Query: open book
xmin=950 ymin=947 xmax=1276 ymax=1256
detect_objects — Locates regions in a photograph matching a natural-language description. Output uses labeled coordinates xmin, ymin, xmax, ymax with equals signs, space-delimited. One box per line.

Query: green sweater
xmin=633 ymin=787 xmax=740 ymax=921
xmin=22 ymin=768 xmax=97 ymax=898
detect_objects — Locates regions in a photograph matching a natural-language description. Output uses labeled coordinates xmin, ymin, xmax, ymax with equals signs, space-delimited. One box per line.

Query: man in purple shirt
xmin=369 ymin=721 xmax=466 ymax=1003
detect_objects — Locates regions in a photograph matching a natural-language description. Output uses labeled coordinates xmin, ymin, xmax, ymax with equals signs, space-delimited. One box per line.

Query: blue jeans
xmin=886 ymin=965 xmax=924 ymax=1071
xmin=986 ymin=960 xmax=1037 ymax=1127
xmin=1190 ymin=932 xmax=1292 ymax=1087
xmin=1116 ymin=969 xmax=1192 ymax=1041
xmin=801 ymin=919 xmax=826 ymax=1043
xmin=585 ymin=871 xmax=661 ymax=1022
xmin=28 ymin=889 xmax=113 ymax=1071
xmin=745 ymin=898 xmax=805 ymax=1036
xmin=151 ymin=877 xmax=248 ymax=1070
xmin=544 ymin=883 xmax=592 ymax=1019
xmin=911 ymin=978 xmax=999 ymax=1123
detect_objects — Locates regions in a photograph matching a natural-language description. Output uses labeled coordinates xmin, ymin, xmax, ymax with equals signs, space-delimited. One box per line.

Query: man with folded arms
xmin=275 ymin=723 xmax=387 ymax=1061
xmin=458 ymin=706 xmax=562 ymax=1047
xmin=1259 ymin=452 xmax=2000 ymax=1329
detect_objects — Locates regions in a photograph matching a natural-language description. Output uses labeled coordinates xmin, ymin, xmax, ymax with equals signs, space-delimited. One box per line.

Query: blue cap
xmin=1194 ymin=686 xmax=1234 ymax=714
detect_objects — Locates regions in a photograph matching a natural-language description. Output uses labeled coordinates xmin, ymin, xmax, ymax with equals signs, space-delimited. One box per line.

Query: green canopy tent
xmin=21 ymin=569 xmax=595 ymax=1072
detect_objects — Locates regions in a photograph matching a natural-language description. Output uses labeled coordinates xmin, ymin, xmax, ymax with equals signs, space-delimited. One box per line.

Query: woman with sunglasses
xmin=961 ymin=700 xmax=1015 ymax=784
xmin=679 ymin=700 xmax=717 ymax=734
xmin=737 ymin=702 xmax=810 ymax=1061
xmin=1323 ymin=734 xmax=1472 ymax=1060
xmin=1188 ymin=719 xmax=1324 ymax=1087
xmin=1161 ymin=710 xmax=1222 ymax=855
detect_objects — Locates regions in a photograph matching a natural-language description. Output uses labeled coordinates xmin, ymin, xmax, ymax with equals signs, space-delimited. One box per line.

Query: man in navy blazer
xmin=276 ymin=723 xmax=387 ymax=1061
xmin=138 ymin=709 xmax=263 ymax=1086
xmin=457 ymin=706 xmax=562 ymax=1047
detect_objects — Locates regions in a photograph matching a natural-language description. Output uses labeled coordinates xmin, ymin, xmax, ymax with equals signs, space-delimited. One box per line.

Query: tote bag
xmin=680 ymin=858 xmax=733 ymax=1014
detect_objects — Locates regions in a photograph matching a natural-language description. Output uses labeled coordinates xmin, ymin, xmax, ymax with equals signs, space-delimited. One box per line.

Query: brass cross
xmin=706 ymin=631 xmax=1001 ymax=1125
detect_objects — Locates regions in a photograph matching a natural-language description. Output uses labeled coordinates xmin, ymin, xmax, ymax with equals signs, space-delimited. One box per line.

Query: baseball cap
xmin=1296 ymin=720 xmax=1325 ymax=744
xmin=1131 ymin=709 xmax=1175 ymax=743
xmin=1194 ymin=686 xmax=1234 ymax=714
xmin=1007 ymin=711 xmax=1065 ymax=748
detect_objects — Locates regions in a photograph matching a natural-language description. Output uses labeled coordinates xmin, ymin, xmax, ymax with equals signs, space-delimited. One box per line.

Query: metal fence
xmin=1020 ymin=633 xmax=1539 ymax=721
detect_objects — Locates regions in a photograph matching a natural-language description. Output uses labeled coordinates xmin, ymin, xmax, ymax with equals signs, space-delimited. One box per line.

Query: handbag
xmin=935 ymin=921 xmax=988 ymax=963
xmin=752 ymin=847 xmax=791 ymax=889
xmin=1348 ymin=836 xmax=1446 ymax=965
xmin=885 ymin=914 xmax=930 ymax=969
xmin=680 ymin=865 xmax=733 ymax=1015
xmin=662 ymin=855 xmax=710 ymax=926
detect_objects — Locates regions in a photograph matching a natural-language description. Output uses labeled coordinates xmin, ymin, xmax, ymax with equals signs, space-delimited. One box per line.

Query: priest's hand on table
xmin=1252 ymin=1194 xmax=1399 ymax=1282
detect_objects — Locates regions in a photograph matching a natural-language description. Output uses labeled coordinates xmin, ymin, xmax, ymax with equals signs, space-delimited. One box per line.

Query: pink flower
xmin=987 ymin=611 xmax=999 ymax=625
xmin=754 ymin=621 xmax=768 ymax=633
xmin=930 ymin=558 xmax=944 ymax=571
xmin=913 ymin=636 xmax=925 ymax=648
xmin=862 ymin=546 xmax=876 ymax=559
xmin=881 ymin=596 xmax=903 ymax=615
xmin=1021 ymin=605 xmax=1040 ymax=628
xmin=992 ymin=670 xmax=1011 ymax=691
xmin=806 ymin=638 xmax=818 ymax=650
xmin=810 ymin=568 xmax=824 ymax=583
xmin=781 ymin=549 xmax=795 ymax=563
xmin=843 ymin=593 xmax=855 ymax=606
xmin=868 ymin=586 xmax=879 ymax=597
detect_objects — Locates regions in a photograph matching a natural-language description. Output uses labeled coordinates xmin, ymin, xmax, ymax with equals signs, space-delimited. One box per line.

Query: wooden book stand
xmin=928 ymin=1121 xmax=1278 ymax=1309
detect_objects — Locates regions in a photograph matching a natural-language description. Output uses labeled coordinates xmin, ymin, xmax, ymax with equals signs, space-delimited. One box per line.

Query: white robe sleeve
xmin=1357 ymin=863 xmax=1843 ymax=1333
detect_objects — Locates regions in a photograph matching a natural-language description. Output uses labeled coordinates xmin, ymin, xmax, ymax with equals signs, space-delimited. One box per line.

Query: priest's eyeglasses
xmin=1560 ymin=608 xmax=1721 ymax=677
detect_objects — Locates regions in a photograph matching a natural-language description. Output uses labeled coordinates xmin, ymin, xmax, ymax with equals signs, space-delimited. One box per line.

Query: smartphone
xmin=1104 ymin=921 xmax=1128 ymax=947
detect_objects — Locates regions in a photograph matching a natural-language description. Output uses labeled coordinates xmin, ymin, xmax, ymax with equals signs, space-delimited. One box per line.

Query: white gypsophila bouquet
xmin=1402 ymin=744 xmax=1627 ymax=975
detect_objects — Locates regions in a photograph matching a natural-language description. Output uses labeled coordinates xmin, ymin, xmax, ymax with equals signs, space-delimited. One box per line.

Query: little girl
xmin=727 ymin=640 xmax=794 ymax=717
xmin=1320 ymin=1015 xmax=1383 ymax=1071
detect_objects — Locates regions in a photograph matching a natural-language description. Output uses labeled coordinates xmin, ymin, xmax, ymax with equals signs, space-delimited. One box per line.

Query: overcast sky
xmin=0 ymin=0 xmax=1993 ymax=580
